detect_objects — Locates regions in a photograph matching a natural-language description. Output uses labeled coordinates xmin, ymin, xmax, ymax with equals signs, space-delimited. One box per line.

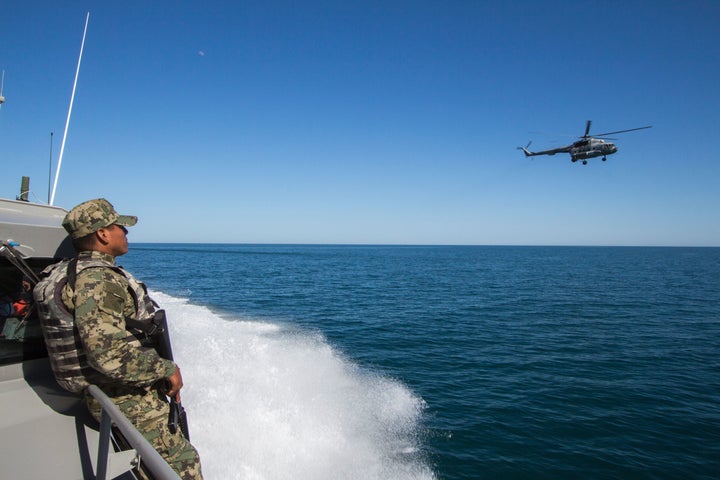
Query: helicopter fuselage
xmin=569 ymin=138 xmax=617 ymax=162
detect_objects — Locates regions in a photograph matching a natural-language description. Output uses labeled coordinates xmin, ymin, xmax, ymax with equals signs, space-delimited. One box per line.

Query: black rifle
xmin=148 ymin=310 xmax=190 ymax=441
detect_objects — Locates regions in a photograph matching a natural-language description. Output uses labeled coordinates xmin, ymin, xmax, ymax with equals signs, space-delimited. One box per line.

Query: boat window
xmin=0 ymin=260 xmax=49 ymax=366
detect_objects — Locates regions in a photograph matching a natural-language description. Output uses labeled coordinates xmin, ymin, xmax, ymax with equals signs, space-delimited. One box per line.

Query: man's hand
xmin=166 ymin=364 xmax=184 ymax=401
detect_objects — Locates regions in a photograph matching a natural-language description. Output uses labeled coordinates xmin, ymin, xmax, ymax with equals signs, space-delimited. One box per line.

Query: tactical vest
xmin=33 ymin=257 xmax=157 ymax=393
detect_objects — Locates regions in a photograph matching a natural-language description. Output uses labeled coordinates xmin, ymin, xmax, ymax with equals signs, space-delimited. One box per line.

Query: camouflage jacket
xmin=61 ymin=250 xmax=176 ymax=392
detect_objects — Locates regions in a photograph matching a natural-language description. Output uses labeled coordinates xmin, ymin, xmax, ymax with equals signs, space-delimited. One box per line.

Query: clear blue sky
xmin=2 ymin=1 xmax=719 ymax=246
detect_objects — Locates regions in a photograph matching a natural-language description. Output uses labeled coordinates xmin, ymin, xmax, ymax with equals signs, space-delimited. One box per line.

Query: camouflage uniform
xmin=55 ymin=199 xmax=203 ymax=479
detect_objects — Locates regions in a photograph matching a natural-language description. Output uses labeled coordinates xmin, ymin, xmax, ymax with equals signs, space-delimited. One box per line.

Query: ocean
xmin=121 ymin=244 xmax=720 ymax=480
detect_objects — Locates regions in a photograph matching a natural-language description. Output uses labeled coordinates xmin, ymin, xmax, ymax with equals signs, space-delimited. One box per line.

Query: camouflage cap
xmin=62 ymin=198 xmax=138 ymax=239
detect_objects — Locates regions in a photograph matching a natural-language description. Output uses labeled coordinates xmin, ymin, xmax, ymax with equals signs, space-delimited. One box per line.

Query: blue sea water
xmin=121 ymin=245 xmax=720 ymax=480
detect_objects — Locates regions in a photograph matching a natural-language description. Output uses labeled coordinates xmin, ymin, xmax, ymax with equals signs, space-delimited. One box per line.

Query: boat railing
xmin=87 ymin=385 xmax=180 ymax=480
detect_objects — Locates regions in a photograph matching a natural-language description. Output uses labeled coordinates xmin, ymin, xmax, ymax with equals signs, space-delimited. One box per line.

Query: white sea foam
xmin=151 ymin=291 xmax=435 ymax=480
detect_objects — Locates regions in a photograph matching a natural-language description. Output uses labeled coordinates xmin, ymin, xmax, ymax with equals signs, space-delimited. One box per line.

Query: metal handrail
xmin=87 ymin=385 xmax=181 ymax=480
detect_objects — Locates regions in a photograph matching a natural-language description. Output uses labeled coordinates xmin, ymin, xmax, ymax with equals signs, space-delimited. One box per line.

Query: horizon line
xmin=128 ymin=242 xmax=720 ymax=248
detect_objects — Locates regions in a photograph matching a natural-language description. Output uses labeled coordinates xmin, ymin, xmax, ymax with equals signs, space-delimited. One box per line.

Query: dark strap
xmin=66 ymin=258 xmax=80 ymax=290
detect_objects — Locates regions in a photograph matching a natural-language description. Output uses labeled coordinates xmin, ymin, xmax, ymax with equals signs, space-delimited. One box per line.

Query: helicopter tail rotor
xmin=517 ymin=141 xmax=533 ymax=157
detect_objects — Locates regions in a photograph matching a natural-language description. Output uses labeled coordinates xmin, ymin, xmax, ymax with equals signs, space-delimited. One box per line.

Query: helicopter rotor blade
xmin=583 ymin=120 xmax=592 ymax=137
xmin=593 ymin=125 xmax=652 ymax=137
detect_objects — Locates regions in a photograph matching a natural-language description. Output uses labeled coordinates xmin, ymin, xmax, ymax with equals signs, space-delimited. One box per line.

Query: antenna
xmin=50 ymin=11 xmax=89 ymax=206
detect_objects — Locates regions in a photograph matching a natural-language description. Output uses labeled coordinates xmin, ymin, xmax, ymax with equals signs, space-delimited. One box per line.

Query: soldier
xmin=34 ymin=198 xmax=203 ymax=479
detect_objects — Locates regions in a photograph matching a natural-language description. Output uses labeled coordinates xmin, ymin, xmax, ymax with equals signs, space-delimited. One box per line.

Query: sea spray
xmin=152 ymin=291 xmax=436 ymax=480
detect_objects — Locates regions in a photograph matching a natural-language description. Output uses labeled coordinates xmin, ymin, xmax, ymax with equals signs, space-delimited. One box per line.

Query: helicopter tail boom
xmin=517 ymin=142 xmax=534 ymax=157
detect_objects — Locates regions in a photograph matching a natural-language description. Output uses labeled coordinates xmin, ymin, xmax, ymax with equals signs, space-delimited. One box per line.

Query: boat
xmin=1 ymin=13 xmax=185 ymax=480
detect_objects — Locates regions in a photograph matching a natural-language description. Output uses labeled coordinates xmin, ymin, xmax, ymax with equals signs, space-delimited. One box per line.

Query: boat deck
xmin=0 ymin=358 xmax=134 ymax=479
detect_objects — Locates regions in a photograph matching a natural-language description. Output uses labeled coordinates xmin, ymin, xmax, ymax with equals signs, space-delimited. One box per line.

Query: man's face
xmin=101 ymin=224 xmax=129 ymax=257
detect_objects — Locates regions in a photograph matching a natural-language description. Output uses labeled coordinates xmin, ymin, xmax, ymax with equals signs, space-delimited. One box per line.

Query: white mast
xmin=50 ymin=11 xmax=89 ymax=206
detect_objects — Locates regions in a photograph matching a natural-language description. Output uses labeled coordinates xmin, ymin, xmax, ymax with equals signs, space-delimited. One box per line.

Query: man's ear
xmin=95 ymin=227 xmax=111 ymax=245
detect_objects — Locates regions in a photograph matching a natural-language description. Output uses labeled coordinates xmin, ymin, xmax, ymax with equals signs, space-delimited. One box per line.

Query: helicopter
xmin=518 ymin=120 xmax=652 ymax=165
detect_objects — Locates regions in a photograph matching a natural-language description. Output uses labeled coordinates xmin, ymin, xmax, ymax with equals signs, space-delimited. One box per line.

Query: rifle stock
xmin=151 ymin=310 xmax=191 ymax=441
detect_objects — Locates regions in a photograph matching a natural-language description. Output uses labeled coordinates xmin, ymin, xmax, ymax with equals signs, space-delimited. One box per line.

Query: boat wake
xmin=152 ymin=291 xmax=436 ymax=480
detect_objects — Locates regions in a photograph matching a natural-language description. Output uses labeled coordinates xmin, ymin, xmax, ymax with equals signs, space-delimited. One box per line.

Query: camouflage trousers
xmin=86 ymin=386 xmax=203 ymax=480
